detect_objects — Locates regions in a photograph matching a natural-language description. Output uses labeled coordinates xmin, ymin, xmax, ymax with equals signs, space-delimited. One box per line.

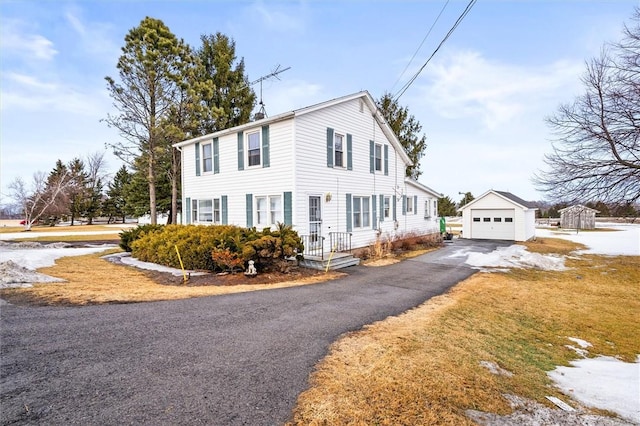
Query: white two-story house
xmin=174 ymin=91 xmax=441 ymax=256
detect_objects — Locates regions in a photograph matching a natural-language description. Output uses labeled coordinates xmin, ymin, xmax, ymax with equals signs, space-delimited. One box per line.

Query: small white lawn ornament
xmin=245 ymin=260 xmax=257 ymax=277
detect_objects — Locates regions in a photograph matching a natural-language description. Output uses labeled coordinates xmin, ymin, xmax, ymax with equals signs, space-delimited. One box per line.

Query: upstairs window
xmin=374 ymin=143 xmax=382 ymax=172
xmin=202 ymin=143 xmax=212 ymax=173
xmin=334 ymin=133 xmax=344 ymax=167
xmin=247 ymin=131 xmax=261 ymax=167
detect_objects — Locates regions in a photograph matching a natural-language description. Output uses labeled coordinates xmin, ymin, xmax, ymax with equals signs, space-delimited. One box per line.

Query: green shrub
xmin=243 ymin=223 xmax=304 ymax=272
xmin=129 ymin=223 xmax=304 ymax=273
xmin=119 ymin=224 xmax=164 ymax=252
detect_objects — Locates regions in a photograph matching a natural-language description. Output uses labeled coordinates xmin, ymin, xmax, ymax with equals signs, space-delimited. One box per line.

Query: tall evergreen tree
xmin=66 ymin=158 xmax=88 ymax=226
xmin=105 ymin=165 xmax=132 ymax=223
xmin=376 ymin=92 xmax=428 ymax=180
xmin=105 ymin=17 xmax=195 ymax=225
xmin=437 ymin=196 xmax=458 ymax=217
xmin=197 ymin=33 xmax=255 ymax=134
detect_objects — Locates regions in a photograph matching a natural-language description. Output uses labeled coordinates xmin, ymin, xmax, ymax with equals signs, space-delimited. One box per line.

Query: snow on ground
xmin=0 ymin=229 xmax=124 ymax=241
xmin=465 ymin=245 xmax=566 ymax=271
xmin=536 ymin=223 xmax=640 ymax=256
xmin=448 ymin=226 xmax=640 ymax=423
xmin=0 ymin=241 xmax=117 ymax=288
xmin=1 ymin=225 xmax=638 ymax=422
xmin=549 ymin=345 xmax=640 ymax=424
xmin=104 ymin=253 xmax=207 ymax=277
xmin=0 ymin=241 xmax=115 ymax=270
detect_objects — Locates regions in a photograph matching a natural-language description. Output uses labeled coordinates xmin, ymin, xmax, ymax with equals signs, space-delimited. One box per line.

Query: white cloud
xmin=63 ymin=7 xmax=120 ymax=63
xmin=65 ymin=10 xmax=87 ymax=36
xmin=0 ymin=72 xmax=107 ymax=116
xmin=245 ymin=1 xmax=307 ymax=33
xmin=258 ymin=79 xmax=324 ymax=114
xmin=0 ymin=20 xmax=58 ymax=61
xmin=417 ymin=50 xmax=584 ymax=130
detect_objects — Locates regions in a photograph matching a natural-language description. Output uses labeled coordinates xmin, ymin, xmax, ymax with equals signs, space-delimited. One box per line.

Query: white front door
xmin=309 ymin=196 xmax=322 ymax=248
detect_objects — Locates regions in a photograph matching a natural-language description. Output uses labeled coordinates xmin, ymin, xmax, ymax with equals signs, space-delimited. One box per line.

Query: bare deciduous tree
xmin=534 ymin=10 xmax=640 ymax=203
xmin=9 ymin=172 xmax=70 ymax=230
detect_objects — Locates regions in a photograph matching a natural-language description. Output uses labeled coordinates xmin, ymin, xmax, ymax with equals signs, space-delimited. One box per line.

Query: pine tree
xmin=105 ymin=17 xmax=195 ymax=225
xmin=376 ymin=92 xmax=427 ymax=180
xmin=197 ymin=32 xmax=255 ymax=134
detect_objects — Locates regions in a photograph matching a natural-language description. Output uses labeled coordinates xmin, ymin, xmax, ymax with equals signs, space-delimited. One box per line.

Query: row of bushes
xmin=355 ymin=231 xmax=442 ymax=261
xmin=119 ymin=223 xmax=304 ymax=273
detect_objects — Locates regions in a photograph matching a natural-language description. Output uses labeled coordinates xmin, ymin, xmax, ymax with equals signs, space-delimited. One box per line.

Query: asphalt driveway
xmin=0 ymin=239 xmax=509 ymax=425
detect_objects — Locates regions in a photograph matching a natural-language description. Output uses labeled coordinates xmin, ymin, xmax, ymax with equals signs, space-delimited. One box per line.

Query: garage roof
xmin=459 ymin=190 xmax=538 ymax=211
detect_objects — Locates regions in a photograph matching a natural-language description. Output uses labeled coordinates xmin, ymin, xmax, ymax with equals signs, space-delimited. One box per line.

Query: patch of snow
xmin=463 ymin=245 xmax=567 ymax=271
xmin=0 ymin=260 xmax=66 ymax=288
xmin=564 ymin=345 xmax=590 ymax=358
xmin=479 ymin=360 xmax=513 ymax=377
xmin=549 ymin=355 xmax=640 ymax=424
xmin=104 ymin=253 xmax=207 ymax=276
xmin=0 ymin=230 xmax=124 ymax=241
xmin=467 ymin=393 xmax=632 ymax=425
xmin=0 ymin=241 xmax=116 ymax=286
xmin=536 ymin=224 xmax=640 ymax=256
xmin=0 ymin=242 xmax=116 ymax=270
xmin=568 ymin=337 xmax=593 ymax=349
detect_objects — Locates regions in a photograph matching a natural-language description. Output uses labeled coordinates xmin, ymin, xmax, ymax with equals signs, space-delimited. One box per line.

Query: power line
xmin=393 ymin=0 xmax=477 ymax=101
xmin=390 ymin=0 xmax=451 ymax=93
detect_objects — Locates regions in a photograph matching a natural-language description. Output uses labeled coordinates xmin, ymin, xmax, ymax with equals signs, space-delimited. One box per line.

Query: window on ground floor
xmin=191 ymin=198 xmax=220 ymax=224
xmin=353 ymin=196 xmax=370 ymax=228
xmin=256 ymin=195 xmax=282 ymax=227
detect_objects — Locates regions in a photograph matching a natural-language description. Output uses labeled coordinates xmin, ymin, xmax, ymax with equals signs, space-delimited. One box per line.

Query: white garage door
xmin=470 ymin=209 xmax=515 ymax=240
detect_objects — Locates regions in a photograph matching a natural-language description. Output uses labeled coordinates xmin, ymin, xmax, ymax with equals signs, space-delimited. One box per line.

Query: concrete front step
xmin=299 ymin=252 xmax=360 ymax=270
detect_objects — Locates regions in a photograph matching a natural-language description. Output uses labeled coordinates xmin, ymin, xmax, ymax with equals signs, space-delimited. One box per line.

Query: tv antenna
xmin=248 ymin=64 xmax=290 ymax=119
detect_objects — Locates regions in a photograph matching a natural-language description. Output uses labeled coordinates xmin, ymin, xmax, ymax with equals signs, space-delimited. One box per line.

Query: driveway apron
xmin=0 ymin=239 xmax=509 ymax=425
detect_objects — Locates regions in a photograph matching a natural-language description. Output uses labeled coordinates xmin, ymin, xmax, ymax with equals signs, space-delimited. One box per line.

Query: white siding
xmin=179 ymin=92 xmax=441 ymax=251
xmin=181 ymin=120 xmax=295 ymax=228
xmin=460 ymin=191 xmax=535 ymax=242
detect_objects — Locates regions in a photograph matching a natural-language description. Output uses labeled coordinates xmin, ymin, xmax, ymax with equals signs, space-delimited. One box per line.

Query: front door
xmin=308 ymin=196 xmax=322 ymax=248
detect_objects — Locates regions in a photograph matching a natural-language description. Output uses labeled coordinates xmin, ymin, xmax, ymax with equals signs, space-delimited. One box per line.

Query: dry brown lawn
xmin=289 ymin=239 xmax=640 ymax=425
xmin=0 ymin=250 xmax=342 ymax=305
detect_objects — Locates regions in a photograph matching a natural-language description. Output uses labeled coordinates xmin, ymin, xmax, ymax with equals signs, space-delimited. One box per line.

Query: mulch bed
xmin=142 ymin=265 xmax=325 ymax=287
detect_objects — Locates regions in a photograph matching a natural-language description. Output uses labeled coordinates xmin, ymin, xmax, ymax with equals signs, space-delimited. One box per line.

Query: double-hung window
xmin=406 ymin=196 xmax=414 ymax=213
xmin=191 ymin=198 xmax=220 ymax=224
xmin=202 ymin=143 xmax=212 ymax=173
xmin=256 ymin=195 xmax=282 ymax=227
xmin=199 ymin=199 xmax=213 ymax=222
xmin=270 ymin=196 xmax=282 ymax=224
xmin=383 ymin=196 xmax=390 ymax=219
xmin=334 ymin=133 xmax=344 ymax=167
xmin=191 ymin=199 xmax=198 ymax=224
xmin=353 ymin=196 xmax=370 ymax=228
xmin=213 ymin=199 xmax=221 ymax=223
xmin=247 ymin=131 xmax=261 ymax=167
xmin=374 ymin=143 xmax=382 ymax=172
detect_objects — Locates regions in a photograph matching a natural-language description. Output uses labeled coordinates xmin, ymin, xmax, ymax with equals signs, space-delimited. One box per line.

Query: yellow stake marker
xmin=174 ymin=245 xmax=188 ymax=284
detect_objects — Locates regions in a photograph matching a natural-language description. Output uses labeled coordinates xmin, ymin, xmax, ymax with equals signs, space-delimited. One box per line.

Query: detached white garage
xmin=459 ymin=190 xmax=537 ymax=242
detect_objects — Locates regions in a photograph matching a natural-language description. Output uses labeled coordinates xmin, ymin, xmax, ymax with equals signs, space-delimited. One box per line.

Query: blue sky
xmin=0 ymin=0 xmax=635 ymax=206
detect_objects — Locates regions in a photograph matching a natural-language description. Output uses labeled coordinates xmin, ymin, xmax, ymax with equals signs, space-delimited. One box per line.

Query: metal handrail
xmin=301 ymin=235 xmax=324 ymax=259
xmin=329 ymin=232 xmax=352 ymax=253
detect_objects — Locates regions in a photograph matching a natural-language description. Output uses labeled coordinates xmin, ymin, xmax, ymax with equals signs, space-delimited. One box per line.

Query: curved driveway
xmin=0 ymin=239 xmax=508 ymax=425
